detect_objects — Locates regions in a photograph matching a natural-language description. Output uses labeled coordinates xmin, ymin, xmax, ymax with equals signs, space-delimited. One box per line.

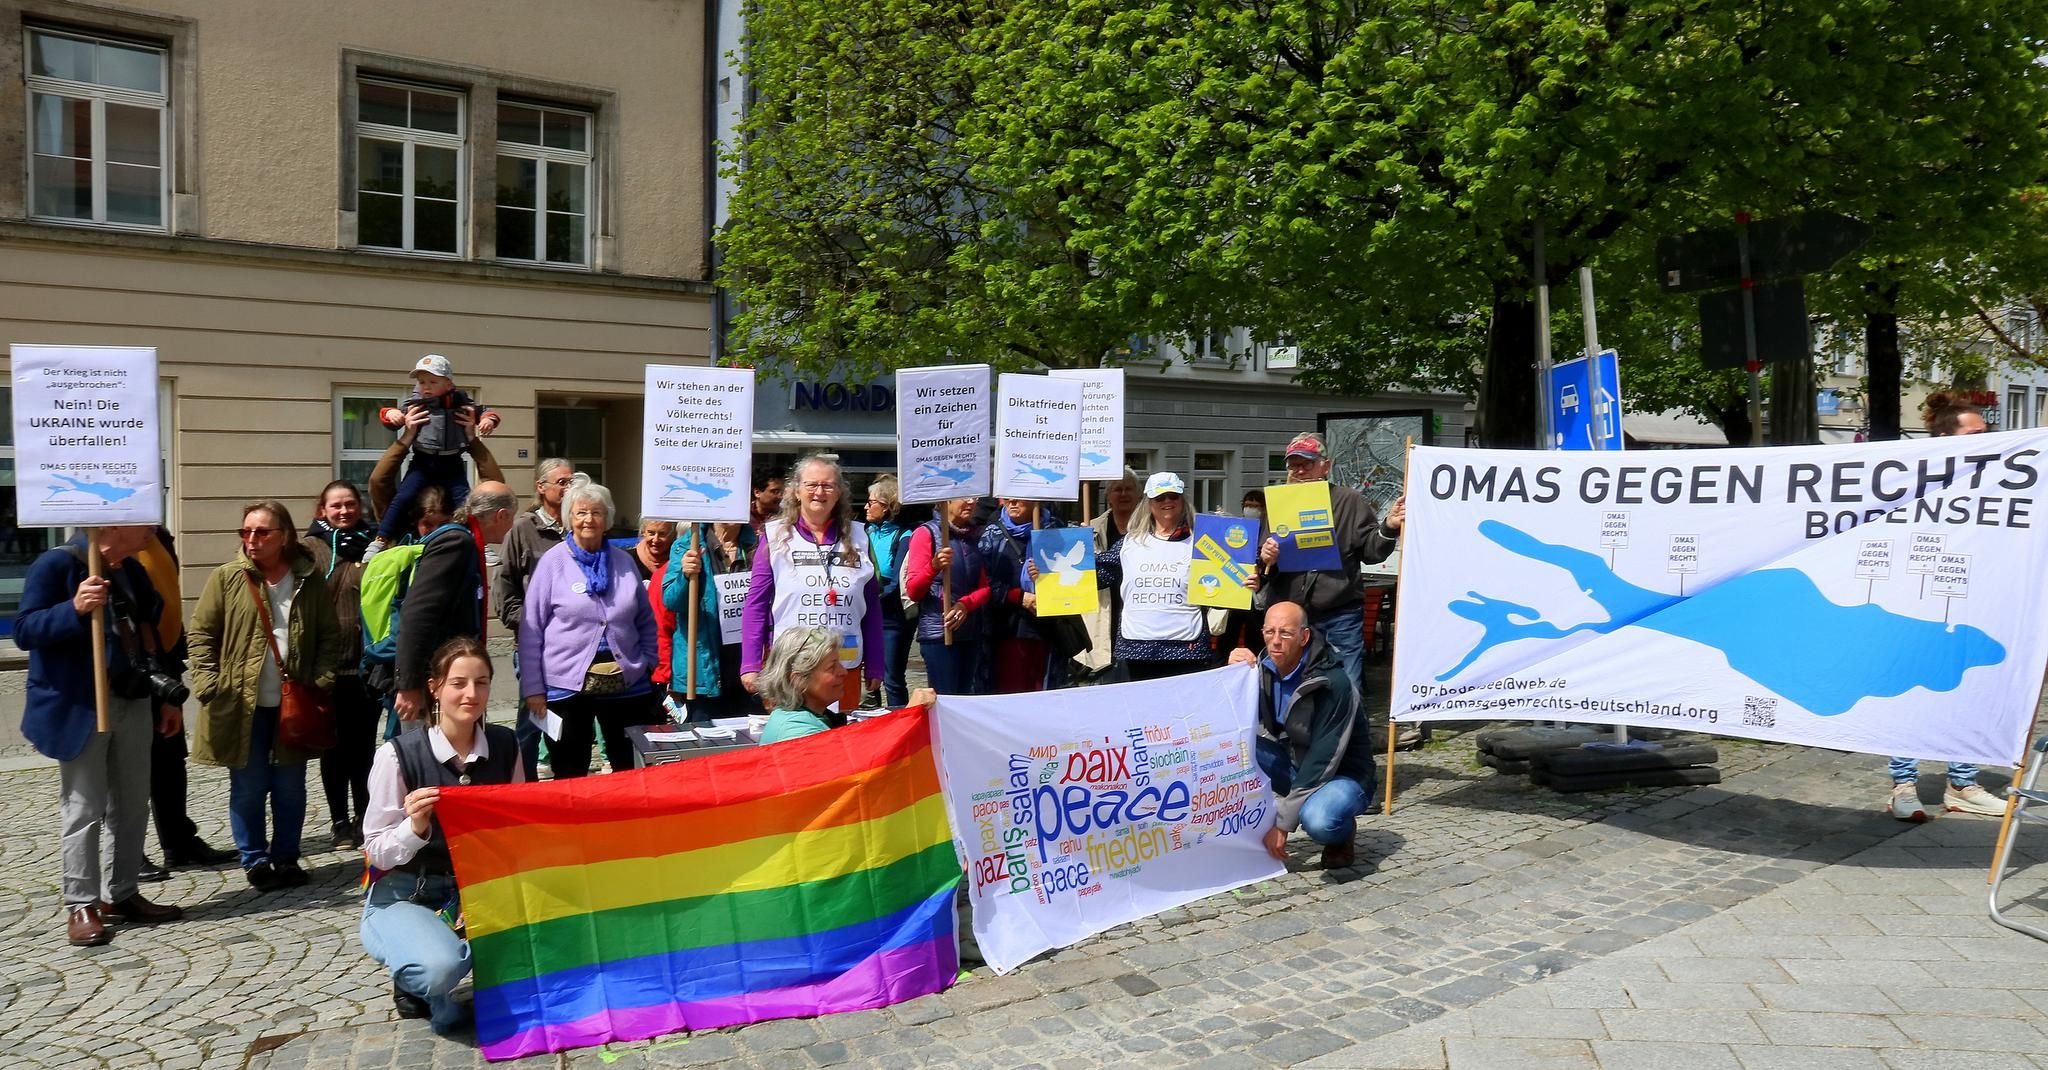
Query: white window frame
xmin=537 ymin=405 xmax=606 ymax=487
xmin=2008 ymin=387 xmax=2029 ymax=430
xmin=24 ymin=27 xmax=170 ymax=232
xmin=1190 ymin=449 xmax=1234 ymax=514
xmin=495 ymin=102 xmax=594 ymax=268
xmin=335 ymin=390 xmax=404 ymax=483
xmin=355 ymin=78 xmax=467 ymax=258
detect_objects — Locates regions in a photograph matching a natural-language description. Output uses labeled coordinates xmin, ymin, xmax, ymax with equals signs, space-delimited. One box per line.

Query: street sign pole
xmin=1578 ymin=266 xmax=1609 ymax=454
xmin=1534 ymin=222 xmax=1556 ymax=450
xmin=1737 ymin=213 xmax=1764 ymax=446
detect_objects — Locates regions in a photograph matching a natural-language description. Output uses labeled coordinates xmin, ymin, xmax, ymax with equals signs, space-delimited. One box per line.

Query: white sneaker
xmin=1890 ymin=782 xmax=1929 ymax=822
xmin=1944 ymin=784 xmax=2006 ymax=817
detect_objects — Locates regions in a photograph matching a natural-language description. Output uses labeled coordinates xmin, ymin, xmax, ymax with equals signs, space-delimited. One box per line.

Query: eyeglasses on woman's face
xmin=238 ymin=527 xmax=278 ymax=540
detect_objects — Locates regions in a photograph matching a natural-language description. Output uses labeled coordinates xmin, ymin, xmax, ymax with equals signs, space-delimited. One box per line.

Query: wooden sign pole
xmin=1382 ymin=438 xmax=1413 ymax=816
xmin=684 ymin=526 xmax=700 ymax=701
xmin=87 ymin=529 xmax=110 ymax=734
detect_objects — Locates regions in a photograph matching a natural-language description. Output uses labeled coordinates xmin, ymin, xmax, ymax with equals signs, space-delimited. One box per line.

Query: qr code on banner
xmin=1742 ymin=696 xmax=1777 ymax=729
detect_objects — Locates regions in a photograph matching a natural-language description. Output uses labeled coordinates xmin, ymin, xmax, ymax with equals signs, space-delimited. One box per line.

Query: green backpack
xmin=359 ymin=522 xmax=470 ymax=688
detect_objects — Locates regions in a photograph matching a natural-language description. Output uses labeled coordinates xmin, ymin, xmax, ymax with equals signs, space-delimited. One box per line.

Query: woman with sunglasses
xmin=188 ymin=501 xmax=345 ymax=892
xmin=1097 ymin=473 xmax=1256 ymax=681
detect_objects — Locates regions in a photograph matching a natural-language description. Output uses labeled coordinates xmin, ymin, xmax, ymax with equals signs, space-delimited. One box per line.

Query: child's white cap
xmin=411 ymin=353 xmax=453 ymax=380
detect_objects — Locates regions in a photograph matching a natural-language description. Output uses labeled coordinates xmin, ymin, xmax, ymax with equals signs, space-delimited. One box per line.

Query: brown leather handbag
xmin=246 ymin=573 xmax=335 ymax=752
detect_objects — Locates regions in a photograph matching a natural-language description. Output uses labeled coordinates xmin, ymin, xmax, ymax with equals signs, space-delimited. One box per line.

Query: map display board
xmin=1391 ymin=435 xmax=2048 ymax=768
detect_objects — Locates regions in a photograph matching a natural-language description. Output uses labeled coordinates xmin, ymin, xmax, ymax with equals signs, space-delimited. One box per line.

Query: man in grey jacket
xmin=1256 ymin=432 xmax=1404 ymax=697
xmin=494 ymin=458 xmax=572 ymax=772
xmin=1229 ymin=600 xmax=1375 ymax=870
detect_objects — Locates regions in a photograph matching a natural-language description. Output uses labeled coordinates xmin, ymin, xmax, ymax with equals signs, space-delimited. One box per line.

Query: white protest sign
xmin=11 ymin=345 xmax=162 ymax=527
xmin=642 ymin=365 xmax=754 ymax=523
xmin=1931 ymin=553 xmax=1970 ymax=598
xmin=896 ymin=365 xmax=991 ymax=504
xmin=1599 ymin=511 xmax=1630 ymax=548
xmin=1393 ymin=433 xmax=2048 ymax=768
xmin=714 ymin=572 xmax=748 ymax=646
xmin=1665 ymin=534 xmax=1699 ymax=574
xmin=932 ymin=665 xmax=1283 ymax=974
xmin=1048 ymin=368 xmax=1125 ymax=480
xmin=992 ymin=374 xmax=1083 ymax=501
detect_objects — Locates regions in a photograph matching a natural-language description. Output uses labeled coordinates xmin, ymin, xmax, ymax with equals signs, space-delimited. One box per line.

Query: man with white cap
xmin=369 ymin=354 xmax=499 ymax=555
xmin=1256 ymin=432 xmax=1403 ymax=697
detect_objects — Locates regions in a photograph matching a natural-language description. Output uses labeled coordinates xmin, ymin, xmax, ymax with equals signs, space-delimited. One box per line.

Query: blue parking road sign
xmin=1550 ymin=350 xmax=1622 ymax=450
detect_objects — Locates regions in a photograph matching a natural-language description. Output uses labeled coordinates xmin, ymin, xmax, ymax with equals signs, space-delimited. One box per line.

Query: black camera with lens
xmin=113 ymin=657 xmax=191 ymax=707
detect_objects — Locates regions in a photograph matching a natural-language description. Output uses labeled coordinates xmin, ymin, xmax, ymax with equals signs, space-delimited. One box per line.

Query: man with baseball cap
xmin=1256 ymin=432 xmax=1404 ymax=698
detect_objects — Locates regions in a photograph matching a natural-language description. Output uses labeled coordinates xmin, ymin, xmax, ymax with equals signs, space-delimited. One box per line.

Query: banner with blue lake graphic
xmin=1391 ymin=434 xmax=2048 ymax=767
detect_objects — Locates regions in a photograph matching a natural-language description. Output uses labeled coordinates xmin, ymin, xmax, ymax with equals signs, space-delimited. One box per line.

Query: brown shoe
xmin=1319 ymin=842 xmax=1357 ymax=870
xmin=104 ymin=893 xmax=182 ymax=925
xmin=67 ymin=904 xmax=111 ymax=947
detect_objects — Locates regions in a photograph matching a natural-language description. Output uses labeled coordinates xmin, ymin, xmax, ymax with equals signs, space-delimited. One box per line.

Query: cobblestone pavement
xmin=17 ymin=694 xmax=2044 ymax=1070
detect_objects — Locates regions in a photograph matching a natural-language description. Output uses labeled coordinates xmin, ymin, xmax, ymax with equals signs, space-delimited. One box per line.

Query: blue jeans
xmin=1889 ymin=757 xmax=1979 ymax=788
xmin=227 ymin=706 xmax=307 ymax=868
xmin=360 ymin=872 xmax=471 ymax=1034
xmin=1256 ymin=735 xmax=1369 ymax=846
xmin=1310 ymin=605 xmax=1367 ymax=699
xmin=919 ymin=639 xmax=981 ymax=696
xmin=378 ymin=452 xmax=470 ymax=541
xmin=882 ymin=606 xmax=915 ymax=707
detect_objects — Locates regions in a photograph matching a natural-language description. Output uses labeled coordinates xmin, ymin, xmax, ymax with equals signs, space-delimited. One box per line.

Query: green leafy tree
xmin=724 ymin=0 xmax=2048 ymax=432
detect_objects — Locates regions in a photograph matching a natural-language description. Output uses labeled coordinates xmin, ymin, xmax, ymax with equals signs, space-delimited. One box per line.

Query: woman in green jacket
xmin=188 ymin=501 xmax=345 ymax=892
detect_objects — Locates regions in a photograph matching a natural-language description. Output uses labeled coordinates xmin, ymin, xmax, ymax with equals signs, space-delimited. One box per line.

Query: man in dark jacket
xmin=1229 ymin=600 xmax=1375 ymax=870
xmin=1256 ymin=432 xmax=1404 ymax=698
xmin=16 ymin=526 xmax=185 ymax=946
xmin=391 ymin=482 xmax=518 ymax=723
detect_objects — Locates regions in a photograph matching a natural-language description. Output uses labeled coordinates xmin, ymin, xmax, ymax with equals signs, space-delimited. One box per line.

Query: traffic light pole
xmin=1738 ymin=214 xmax=1764 ymax=445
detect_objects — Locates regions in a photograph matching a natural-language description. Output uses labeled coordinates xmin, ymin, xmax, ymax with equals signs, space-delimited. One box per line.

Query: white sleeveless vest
xmin=1117 ymin=533 xmax=1201 ymax=642
xmin=765 ymin=519 xmax=875 ymax=667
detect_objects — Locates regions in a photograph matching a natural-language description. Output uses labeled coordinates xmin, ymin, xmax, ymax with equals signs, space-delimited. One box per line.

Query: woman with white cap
xmin=1096 ymin=472 xmax=1255 ymax=681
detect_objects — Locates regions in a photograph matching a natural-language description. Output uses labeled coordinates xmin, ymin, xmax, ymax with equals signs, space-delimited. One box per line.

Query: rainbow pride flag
xmin=436 ymin=709 xmax=962 ymax=1060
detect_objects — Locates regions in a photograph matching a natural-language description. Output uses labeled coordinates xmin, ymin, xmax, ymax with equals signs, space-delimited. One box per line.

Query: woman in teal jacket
xmin=663 ymin=522 xmax=757 ymax=720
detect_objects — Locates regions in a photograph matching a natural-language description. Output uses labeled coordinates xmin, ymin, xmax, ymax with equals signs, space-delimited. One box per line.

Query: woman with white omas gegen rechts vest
xmin=1097 ymin=472 xmax=1259 ymax=681
xmin=739 ymin=454 xmax=885 ymax=712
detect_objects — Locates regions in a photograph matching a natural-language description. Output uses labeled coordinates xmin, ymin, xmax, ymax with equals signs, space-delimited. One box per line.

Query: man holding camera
xmin=15 ymin=526 xmax=185 ymax=946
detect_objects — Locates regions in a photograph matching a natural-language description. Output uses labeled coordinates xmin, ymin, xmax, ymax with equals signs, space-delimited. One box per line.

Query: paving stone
xmin=1442 ymin=1037 xmax=1597 ymax=1069
xmin=1589 ymin=1040 xmax=1743 ymax=1070
xmin=1749 ymin=1010 xmax=1912 ymax=1047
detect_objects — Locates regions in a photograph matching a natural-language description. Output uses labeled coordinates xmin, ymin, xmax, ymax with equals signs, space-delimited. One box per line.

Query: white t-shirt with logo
xmin=765 ymin=519 xmax=875 ymax=668
xmin=1117 ymin=534 xmax=1201 ymax=642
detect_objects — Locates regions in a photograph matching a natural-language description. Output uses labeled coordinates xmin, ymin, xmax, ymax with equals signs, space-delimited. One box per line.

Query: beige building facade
xmin=0 ymin=0 xmax=714 ymax=627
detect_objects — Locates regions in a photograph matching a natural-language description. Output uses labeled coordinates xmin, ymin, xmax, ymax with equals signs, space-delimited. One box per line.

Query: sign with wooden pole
xmin=642 ymin=365 xmax=753 ymax=698
xmin=11 ymin=345 xmax=165 ymax=733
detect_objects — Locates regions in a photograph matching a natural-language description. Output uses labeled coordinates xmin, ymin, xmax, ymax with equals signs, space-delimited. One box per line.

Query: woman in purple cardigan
xmin=517 ymin=477 xmax=659 ymax=777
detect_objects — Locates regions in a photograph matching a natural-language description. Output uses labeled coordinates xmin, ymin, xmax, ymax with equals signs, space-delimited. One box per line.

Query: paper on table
xmin=643 ymin=730 xmax=697 ymax=743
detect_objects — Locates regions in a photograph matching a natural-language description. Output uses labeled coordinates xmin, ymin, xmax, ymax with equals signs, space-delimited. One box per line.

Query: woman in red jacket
xmin=900 ymin=497 xmax=993 ymax=695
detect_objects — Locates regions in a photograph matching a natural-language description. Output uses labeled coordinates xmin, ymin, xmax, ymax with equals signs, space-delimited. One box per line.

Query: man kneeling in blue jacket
xmin=1229 ymin=600 xmax=1375 ymax=871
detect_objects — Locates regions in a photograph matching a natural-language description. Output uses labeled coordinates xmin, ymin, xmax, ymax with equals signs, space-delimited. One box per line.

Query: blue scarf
xmin=568 ymin=539 xmax=612 ymax=597
xmin=998 ymin=510 xmax=1035 ymax=542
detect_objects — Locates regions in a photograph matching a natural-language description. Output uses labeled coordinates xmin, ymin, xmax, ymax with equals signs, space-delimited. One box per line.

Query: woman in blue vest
xmin=359 ymin=636 xmax=520 ymax=1035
